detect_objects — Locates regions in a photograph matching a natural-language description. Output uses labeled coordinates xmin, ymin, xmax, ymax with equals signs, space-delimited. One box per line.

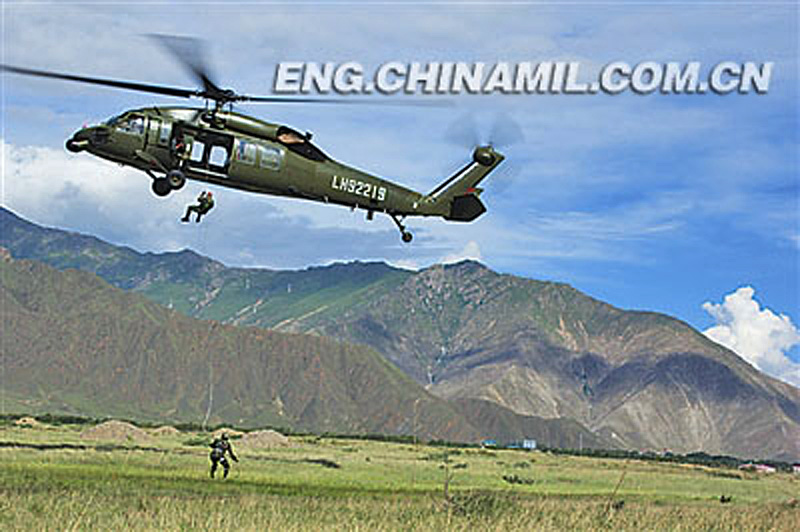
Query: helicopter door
xmin=183 ymin=129 xmax=234 ymax=178
xmin=113 ymin=114 xmax=146 ymax=152
xmin=146 ymin=118 xmax=171 ymax=148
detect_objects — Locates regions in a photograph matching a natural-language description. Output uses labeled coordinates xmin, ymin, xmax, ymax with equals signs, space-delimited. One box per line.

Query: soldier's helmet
xmin=221 ymin=432 xmax=228 ymax=440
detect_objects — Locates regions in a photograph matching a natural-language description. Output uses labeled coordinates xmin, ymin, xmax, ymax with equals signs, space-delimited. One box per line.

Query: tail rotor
xmin=444 ymin=111 xmax=524 ymax=195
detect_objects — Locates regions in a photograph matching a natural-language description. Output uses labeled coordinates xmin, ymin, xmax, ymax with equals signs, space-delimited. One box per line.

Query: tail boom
xmin=423 ymin=146 xmax=504 ymax=221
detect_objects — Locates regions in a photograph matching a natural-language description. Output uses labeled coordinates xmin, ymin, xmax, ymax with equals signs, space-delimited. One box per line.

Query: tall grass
xmin=1 ymin=425 xmax=798 ymax=531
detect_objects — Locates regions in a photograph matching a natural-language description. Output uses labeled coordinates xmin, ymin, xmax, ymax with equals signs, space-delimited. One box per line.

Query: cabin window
xmin=190 ymin=140 xmax=205 ymax=163
xmin=209 ymin=145 xmax=229 ymax=167
xmin=258 ymin=144 xmax=283 ymax=170
xmin=236 ymin=140 xmax=257 ymax=165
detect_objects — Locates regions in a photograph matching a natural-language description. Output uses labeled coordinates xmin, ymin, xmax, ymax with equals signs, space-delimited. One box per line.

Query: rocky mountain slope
xmin=0 ymin=252 xmax=472 ymax=439
xmin=1 ymin=248 xmax=607 ymax=448
xmin=2 ymin=206 xmax=798 ymax=460
xmin=285 ymin=261 xmax=800 ymax=460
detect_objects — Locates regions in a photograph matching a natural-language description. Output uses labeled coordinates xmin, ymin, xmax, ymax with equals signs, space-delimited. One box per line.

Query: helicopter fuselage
xmin=68 ymin=106 xmax=504 ymax=241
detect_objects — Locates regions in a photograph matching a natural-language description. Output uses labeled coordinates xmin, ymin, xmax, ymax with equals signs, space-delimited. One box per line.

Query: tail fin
xmin=426 ymin=146 xmax=504 ymax=221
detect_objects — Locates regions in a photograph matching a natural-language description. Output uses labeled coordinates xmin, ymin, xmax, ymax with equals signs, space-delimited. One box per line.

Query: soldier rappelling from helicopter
xmin=181 ymin=190 xmax=215 ymax=223
xmin=209 ymin=432 xmax=238 ymax=479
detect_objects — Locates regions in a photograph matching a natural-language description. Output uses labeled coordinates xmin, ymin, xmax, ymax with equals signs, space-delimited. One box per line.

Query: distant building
xmin=481 ymin=439 xmax=498 ymax=448
xmin=505 ymin=439 xmax=537 ymax=450
xmin=793 ymin=464 xmax=800 ymax=474
xmin=738 ymin=463 xmax=776 ymax=473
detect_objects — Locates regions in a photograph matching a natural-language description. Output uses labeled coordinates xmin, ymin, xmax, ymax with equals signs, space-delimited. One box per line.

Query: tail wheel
xmin=167 ymin=169 xmax=186 ymax=190
xmin=390 ymin=214 xmax=414 ymax=243
xmin=152 ymin=178 xmax=171 ymax=197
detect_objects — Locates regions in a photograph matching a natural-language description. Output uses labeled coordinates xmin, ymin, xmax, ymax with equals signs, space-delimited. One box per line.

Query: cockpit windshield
xmin=276 ymin=126 xmax=327 ymax=162
xmin=104 ymin=113 xmax=125 ymax=126
xmin=109 ymin=114 xmax=145 ymax=135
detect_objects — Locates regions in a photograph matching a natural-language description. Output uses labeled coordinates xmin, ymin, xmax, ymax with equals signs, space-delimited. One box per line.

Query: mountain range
xmin=2 ymin=249 xmax=614 ymax=448
xmin=2 ymin=206 xmax=798 ymax=460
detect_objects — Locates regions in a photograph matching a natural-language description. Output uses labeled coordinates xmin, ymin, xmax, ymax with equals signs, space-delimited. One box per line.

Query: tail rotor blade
xmin=445 ymin=111 xmax=525 ymax=148
xmin=489 ymin=112 xmax=525 ymax=148
xmin=442 ymin=111 xmax=525 ymax=196
xmin=444 ymin=113 xmax=481 ymax=149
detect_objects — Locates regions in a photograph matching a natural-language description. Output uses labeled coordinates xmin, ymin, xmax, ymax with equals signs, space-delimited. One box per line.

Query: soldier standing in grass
xmin=209 ymin=432 xmax=238 ymax=479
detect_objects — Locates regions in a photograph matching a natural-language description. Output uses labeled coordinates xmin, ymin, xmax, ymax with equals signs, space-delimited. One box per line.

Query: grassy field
xmin=1 ymin=422 xmax=798 ymax=531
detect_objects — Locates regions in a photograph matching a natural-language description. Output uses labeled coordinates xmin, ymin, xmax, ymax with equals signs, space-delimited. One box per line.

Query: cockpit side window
xmin=276 ymin=126 xmax=327 ymax=162
xmin=117 ymin=115 xmax=145 ymax=135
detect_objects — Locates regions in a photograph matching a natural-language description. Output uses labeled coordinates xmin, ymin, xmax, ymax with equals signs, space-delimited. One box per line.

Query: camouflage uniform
xmin=182 ymin=191 xmax=215 ymax=223
xmin=209 ymin=433 xmax=238 ymax=478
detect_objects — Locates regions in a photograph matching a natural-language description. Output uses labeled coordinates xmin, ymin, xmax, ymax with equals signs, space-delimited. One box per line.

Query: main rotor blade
xmin=1 ymin=64 xmax=199 ymax=99
xmin=146 ymin=34 xmax=222 ymax=96
xmin=239 ymin=94 xmax=452 ymax=107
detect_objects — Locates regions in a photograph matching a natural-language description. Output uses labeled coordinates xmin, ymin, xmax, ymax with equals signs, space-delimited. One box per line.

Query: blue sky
xmin=1 ymin=2 xmax=798 ymax=384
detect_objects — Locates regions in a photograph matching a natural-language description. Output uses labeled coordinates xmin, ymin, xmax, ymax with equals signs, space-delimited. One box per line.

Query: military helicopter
xmin=1 ymin=37 xmax=505 ymax=243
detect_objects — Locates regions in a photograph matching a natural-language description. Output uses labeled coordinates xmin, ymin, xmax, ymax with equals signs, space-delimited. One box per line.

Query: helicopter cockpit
xmin=276 ymin=126 xmax=327 ymax=162
xmin=104 ymin=112 xmax=145 ymax=135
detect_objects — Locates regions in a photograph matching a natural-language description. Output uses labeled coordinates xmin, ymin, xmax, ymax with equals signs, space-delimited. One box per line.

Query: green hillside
xmin=0 ymin=206 xmax=411 ymax=328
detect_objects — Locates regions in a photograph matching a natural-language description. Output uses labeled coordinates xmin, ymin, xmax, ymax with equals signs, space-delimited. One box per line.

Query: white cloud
xmin=441 ymin=240 xmax=482 ymax=265
xmin=703 ymin=286 xmax=800 ymax=388
xmin=1 ymin=139 xmax=189 ymax=251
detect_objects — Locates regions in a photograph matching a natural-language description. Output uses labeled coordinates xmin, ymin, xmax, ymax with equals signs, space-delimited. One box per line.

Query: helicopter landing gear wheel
xmin=390 ymin=214 xmax=413 ymax=244
xmin=152 ymin=177 xmax=171 ymax=197
xmin=167 ymin=169 xmax=186 ymax=190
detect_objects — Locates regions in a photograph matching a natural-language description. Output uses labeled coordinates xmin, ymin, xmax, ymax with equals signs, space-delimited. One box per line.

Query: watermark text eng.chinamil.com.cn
xmin=274 ymin=61 xmax=773 ymax=96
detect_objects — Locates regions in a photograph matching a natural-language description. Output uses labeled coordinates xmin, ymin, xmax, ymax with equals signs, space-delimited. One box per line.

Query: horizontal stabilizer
xmin=446 ymin=194 xmax=486 ymax=221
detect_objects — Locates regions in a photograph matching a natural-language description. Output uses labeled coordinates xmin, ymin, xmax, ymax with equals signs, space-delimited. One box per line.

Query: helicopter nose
xmin=66 ymin=126 xmax=110 ymax=152
xmin=66 ymin=131 xmax=90 ymax=152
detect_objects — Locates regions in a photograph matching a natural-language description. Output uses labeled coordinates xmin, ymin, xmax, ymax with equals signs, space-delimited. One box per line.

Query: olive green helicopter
xmin=1 ymin=36 xmax=507 ymax=242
